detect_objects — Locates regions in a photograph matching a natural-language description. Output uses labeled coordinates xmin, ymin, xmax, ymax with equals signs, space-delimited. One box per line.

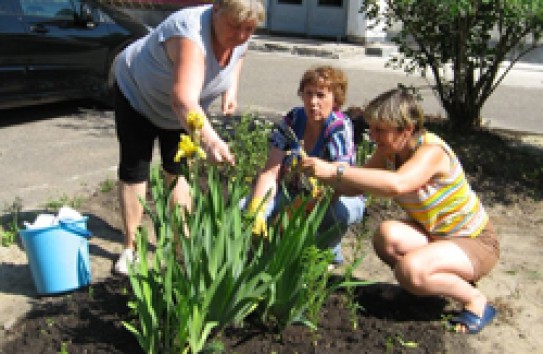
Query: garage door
xmin=269 ymin=0 xmax=347 ymax=38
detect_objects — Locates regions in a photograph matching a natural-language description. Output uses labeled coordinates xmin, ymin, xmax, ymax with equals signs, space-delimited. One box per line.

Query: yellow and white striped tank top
xmin=390 ymin=132 xmax=488 ymax=237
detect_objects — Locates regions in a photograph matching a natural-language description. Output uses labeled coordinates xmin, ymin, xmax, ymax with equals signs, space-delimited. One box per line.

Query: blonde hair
xmin=297 ymin=66 xmax=348 ymax=109
xmin=363 ymin=88 xmax=424 ymax=130
xmin=214 ymin=0 xmax=266 ymax=24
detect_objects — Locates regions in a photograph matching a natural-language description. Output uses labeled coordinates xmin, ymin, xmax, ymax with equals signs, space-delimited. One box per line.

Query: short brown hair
xmin=297 ymin=66 xmax=348 ymax=109
xmin=363 ymin=88 xmax=424 ymax=130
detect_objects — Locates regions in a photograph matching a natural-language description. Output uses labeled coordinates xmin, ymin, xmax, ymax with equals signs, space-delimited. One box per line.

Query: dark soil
xmin=1 ymin=276 xmax=471 ymax=354
xmin=1 ymin=123 xmax=542 ymax=354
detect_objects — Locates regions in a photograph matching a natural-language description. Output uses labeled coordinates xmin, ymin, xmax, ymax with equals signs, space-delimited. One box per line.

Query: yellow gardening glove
xmin=248 ymin=197 xmax=268 ymax=238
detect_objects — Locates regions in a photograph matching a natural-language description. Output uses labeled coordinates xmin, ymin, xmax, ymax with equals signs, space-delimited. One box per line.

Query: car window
xmin=19 ymin=0 xmax=75 ymax=20
xmin=0 ymin=0 xmax=17 ymax=14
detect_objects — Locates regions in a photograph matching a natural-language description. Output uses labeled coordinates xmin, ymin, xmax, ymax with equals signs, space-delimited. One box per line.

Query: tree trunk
xmin=444 ymin=99 xmax=482 ymax=131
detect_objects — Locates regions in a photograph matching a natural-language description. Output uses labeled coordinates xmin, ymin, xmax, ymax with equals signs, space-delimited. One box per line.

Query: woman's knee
xmin=394 ymin=254 xmax=428 ymax=289
xmin=373 ymin=220 xmax=402 ymax=250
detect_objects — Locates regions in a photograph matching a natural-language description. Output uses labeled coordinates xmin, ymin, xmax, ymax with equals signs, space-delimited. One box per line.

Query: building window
xmin=278 ymin=0 xmax=302 ymax=4
xmin=318 ymin=0 xmax=343 ymax=7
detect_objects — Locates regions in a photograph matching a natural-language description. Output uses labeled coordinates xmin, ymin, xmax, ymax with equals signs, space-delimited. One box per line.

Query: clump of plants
xmin=222 ymin=112 xmax=274 ymax=183
xmin=124 ymin=112 xmax=371 ymax=353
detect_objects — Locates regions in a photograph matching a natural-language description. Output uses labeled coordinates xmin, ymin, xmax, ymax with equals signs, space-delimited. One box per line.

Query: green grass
xmin=42 ymin=194 xmax=84 ymax=212
xmin=99 ymin=178 xmax=116 ymax=193
xmin=1 ymin=197 xmax=22 ymax=247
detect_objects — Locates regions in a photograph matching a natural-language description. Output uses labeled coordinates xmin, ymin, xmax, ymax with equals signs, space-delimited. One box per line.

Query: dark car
xmin=0 ymin=0 xmax=150 ymax=109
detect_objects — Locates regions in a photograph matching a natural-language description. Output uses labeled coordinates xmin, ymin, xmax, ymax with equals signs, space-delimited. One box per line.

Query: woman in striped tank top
xmin=301 ymin=88 xmax=500 ymax=334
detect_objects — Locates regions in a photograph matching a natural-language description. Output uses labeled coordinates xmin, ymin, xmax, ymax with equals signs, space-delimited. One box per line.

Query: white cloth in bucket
xmin=24 ymin=206 xmax=83 ymax=229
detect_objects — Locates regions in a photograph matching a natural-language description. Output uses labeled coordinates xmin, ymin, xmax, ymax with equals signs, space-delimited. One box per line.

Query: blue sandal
xmin=450 ymin=303 xmax=497 ymax=334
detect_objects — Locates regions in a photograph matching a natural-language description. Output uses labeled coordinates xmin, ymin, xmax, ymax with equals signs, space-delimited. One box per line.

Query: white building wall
xmin=346 ymin=0 xmax=388 ymax=44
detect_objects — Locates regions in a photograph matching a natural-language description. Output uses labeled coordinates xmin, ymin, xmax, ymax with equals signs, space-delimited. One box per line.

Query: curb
xmin=248 ymin=35 xmax=391 ymax=59
xmin=248 ymin=40 xmax=341 ymax=59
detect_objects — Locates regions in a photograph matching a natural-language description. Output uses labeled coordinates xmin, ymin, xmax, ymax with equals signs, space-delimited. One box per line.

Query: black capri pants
xmin=114 ymin=85 xmax=186 ymax=183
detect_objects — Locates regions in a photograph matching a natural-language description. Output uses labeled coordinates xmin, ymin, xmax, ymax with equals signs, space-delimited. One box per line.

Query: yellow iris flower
xmin=187 ymin=111 xmax=205 ymax=131
xmin=308 ymin=177 xmax=322 ymax=199
xmin=174 ymin=134 xmax=206 ymax=162
xmin=248 ymin=197 xmax=267 ymax=238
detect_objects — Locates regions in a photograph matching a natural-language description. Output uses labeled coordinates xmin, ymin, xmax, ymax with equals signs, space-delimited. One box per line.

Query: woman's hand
xmin=301 ymin=156 xmax=336 ymax=180
xmin=204 ymin=136 xmax=235 ymax=166
xmin=221 ymin=90 xmax=237 ymax=116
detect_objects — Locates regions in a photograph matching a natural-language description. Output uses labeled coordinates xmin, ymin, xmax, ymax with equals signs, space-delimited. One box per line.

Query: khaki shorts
xmin=450 ymin=221 xmax=500 ymax=282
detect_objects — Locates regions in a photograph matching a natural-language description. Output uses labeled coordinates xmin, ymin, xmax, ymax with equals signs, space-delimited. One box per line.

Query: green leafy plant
xmin=385 ymin=334 xmax=420 ymax=353
xmin=1 ymin=197 xmax=22 ymax=247
xmin=385 ymin=335 xmax=394 ymax=354
xmin=334 ymin=125 xmax=377 ymax=330
xmin=124 ymin=110 xmax=374 ymax=352
xmin=223 ymin=112 xmax=273 ymax=183
xmin=341 ymin=225 xmax=372 ymax=330
xmin=252 ymin=192 xmax=332 ymax=330
xmin=58 ymin=341 xmax=70 ymax=354
xmin=252 ymin=192 xmax=372 ymax=332
xmin=396 ymin=335 xmax=418 ymax=349
xmin=124 ymin=165 xmax=275 ymax=354
xmin=0 ymin=225 xmax=17 ymax=247
xmin=99 ymin=178 xmax=116 ymax=193
xmin=355 ymin=129 xmax=375 ymax=167
xmin=299 ymin=245 xmax=335 ymax=330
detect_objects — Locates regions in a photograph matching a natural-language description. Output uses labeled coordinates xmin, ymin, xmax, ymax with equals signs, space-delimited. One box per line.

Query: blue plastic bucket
xmin=19 ymin=218 xmax=92 ymax=295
